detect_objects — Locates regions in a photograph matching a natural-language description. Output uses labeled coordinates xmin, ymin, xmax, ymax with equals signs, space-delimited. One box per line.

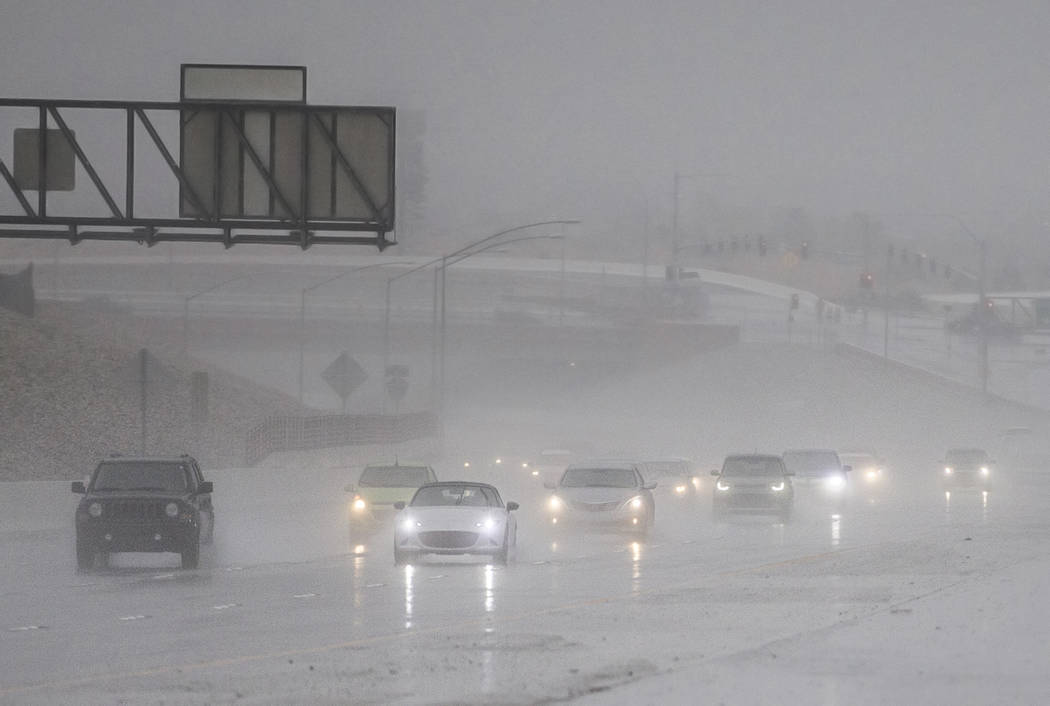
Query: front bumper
xmin=396 ymin=529 xmax=505 ymax=555
xmin=76 ymin=519 xmax=197 ymax=553
xmin=714 ymin=492 xmax=791 ymax=513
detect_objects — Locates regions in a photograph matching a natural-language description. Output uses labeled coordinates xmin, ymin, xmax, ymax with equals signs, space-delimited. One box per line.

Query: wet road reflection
xmin=403 ymin=564 xmax=415 ymax=629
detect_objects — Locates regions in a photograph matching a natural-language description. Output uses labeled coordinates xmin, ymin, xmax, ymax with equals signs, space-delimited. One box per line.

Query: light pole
xmin=926 ymin=214 xmax=989 ymax=397
xmin=182 ymin=272 xmax=265 ymax=353
xmin=437 ymin=233 xmax=567 ymax=436
xmin=298 ymin=261 xmax=405 ymax=405
xmin=382 ymin=219 xmax=580 ymax=382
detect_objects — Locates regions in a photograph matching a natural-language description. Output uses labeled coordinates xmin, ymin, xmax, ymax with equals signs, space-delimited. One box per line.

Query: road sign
xmin=385 ymin=364 xmax=409 ymax=404
xmin=322 ymin=352 xmax=367 ymax=403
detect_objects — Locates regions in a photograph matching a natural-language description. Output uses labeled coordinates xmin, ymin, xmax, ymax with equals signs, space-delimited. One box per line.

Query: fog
xmin=2 ymin=2 xmax=1050 ymax=704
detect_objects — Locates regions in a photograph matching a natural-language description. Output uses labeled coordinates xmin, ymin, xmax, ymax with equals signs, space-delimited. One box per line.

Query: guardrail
xmin=245 ymin=411 xmax=437 ymax=466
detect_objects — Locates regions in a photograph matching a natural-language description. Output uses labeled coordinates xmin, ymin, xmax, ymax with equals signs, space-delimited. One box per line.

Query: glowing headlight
xmin=824 ymin=475 xmax=845 ymax=490
xmin=716 ymin=480 xmax=730 ymax=492
xmin=944 ymin=466 xmax=953 ymax=475
xmin=770 ymin=481 xmax=785 ymax=492
xmin=165 ymin=502 xmax=179 ymax=518
xmin=629 ymin=496 xmax=643 ymax=509
xmin=401 ymin=517 xmax=421 ymax=532
xmin=464 ymin=461 xmax=471 ymax=468
xmin=531 ymin=470 xmax=540 ymax=476
xmin=691 ymin=476 xmax=701 ymax=490
xmin=980 ymin=466 xmax=990 ymax=476
xmin=352 ymin=497 xmax=367 ymax=512
xmin=88 ymin=502 xmax=103 ymax=517
xmin=548 ymin=496 xmax=563 ymax=512
xmin=674 ymin=485 xmax=687 ymax=495
xmin=865 ymin=470 xmax=878 ymax=482
xmin=475 ymin=517 xmax=498 ymax=531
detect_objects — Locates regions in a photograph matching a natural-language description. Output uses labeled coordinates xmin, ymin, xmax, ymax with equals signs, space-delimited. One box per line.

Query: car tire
xmin=76 ymin=538 xmax=94 ymax=571
xmin=181 ymin=541 xmax=200 ymax=570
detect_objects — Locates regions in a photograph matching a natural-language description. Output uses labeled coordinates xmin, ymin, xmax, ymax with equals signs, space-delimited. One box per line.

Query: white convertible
xmin=393 ymin=482 xmax=519 ymax=565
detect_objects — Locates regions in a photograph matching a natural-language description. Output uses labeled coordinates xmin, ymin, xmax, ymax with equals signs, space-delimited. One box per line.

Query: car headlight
xmin=824 ymin=475 xmax=845 ymax=491
xmin=980 ymin=466 xmax=990 ymax=476
xmin=475 ymin=517 xmax=498 ymax=531
xmin=865 ymin=469 xmax=879 ymax=482
xmin=401 ymin=517 xmax=421 ymax=532
xmin=674 ymin=484 xmax=687 ymax=495
xmin=88 ymin=502 xmax=103 ymax=517
xmin=352 ymin=497 xmax=367 ymax=512
xmin=165 ymin=502 xmax=179 ymax=518
xmin=691 ymin=476 xmax=701 ymax=490
xmin=944 ymin=466 xmax=953 ymax=475
xmin=629 ymin=496 xmax=643 ymax=510
xmin=548 ymin=496 xmax=563 ymax=512
xmin=770 ymin=481 xmax=785 ymax=492
xmin=716 ymin=480 xmax=730 ymax=492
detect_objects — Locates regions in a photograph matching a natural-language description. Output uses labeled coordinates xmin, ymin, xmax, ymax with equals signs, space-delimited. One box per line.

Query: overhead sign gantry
xmin=0 ymin=64 xmax=395 ymax=249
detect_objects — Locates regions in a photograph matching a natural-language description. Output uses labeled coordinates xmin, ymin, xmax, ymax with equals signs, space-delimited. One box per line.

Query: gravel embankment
xmin=0 ymin=302 xmax=303 ymax=480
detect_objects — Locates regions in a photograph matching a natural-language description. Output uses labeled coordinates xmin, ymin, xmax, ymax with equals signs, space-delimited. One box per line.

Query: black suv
xmin=72 ymin=455 xmax=214 ymax=570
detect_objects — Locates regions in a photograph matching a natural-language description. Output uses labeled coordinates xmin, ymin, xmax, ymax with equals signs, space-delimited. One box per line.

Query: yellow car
xmin=345 ymin=462 xmax=438 ymax=532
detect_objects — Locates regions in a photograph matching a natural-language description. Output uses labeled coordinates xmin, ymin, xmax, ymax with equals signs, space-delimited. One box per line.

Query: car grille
xmin=571 ymin=500 xmax=617 ymax=510
xmin=418 ymin=531 xmax=478 ymax=549
xmin=104 ymin=500 xmax=165 ymax=521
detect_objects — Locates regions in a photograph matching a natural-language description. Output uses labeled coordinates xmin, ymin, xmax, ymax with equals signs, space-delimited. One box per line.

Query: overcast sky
xmin=2 ymin=0 xmax=1048 ymax=248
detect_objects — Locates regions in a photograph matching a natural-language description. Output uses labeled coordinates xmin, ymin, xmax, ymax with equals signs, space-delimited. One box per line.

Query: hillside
xmin=0 ymin=302 xmax=303 ymax=480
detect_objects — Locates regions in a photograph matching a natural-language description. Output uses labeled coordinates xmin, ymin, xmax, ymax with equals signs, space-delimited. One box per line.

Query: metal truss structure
xmin=0 ymin=99 xmax=396 ymax=250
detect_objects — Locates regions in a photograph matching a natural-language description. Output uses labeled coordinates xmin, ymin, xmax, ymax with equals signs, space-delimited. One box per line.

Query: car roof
xmin=566 ymin=460 xmax=640 ymax=470
xmin=362 ymin=462 xmax=431 ymax=469
xmin=782 ymin=448 xmax=839 ymax=454
xmin=417 ymin=481 xmax=499 ymax=491
xmin=724 ymin=454 xmax=783 ymax=461
xmin=97 ymin=456 xmax=195 ymax=463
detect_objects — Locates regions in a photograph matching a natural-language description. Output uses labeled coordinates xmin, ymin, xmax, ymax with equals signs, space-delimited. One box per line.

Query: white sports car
xmin=393 ymin=482 xmax=519 ymax=565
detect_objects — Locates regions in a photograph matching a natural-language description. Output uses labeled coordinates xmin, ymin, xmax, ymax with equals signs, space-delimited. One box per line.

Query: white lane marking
xmin=293 ymin=593 xmax=317 ymax=599
xmin=212 ymin=603 xmax=239 ymax=611
xmin=8 ymin=625 xmax=45 ymax=632
xmin=152 ymin=573 xmax=176 ymax=580
xmin=225 ymin=567 xmax=243 ymax=572
xmin=118 ymin=615 xmax=148 ymax=621
xmin=532 ymin=560 xmax=547 ymax=565
xmin=365 ymin=583 xmax=385 ymax=588
xmin=425 ymin=575 xmax=446 ymax=581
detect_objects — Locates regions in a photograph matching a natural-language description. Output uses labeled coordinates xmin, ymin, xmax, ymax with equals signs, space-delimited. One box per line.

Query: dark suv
xmin=711 ymin=454 xmax=794 ymax=522
xmin=72 ymin=455 xmax=214 ymax=570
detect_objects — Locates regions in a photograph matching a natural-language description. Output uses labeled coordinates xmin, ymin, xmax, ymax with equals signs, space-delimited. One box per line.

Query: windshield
xmin=560 ymin=468 xmax=637 ymax=488
xmin=782 ymin=451 xmax=842 ymax=476
xmin=945 ymin=449 xmax=989 ymax=465
xmin=722 ymin=457 xmax=786 ymax=477
xmin=91 ymin=462 xmax=190 ymax=493
xmin=411 ymin=485 xmax=498 ymax=507
xmin=644 ymin=461 xmax=690 ymax=476
xmin=359 ymin=466 xmax=431 ymax=488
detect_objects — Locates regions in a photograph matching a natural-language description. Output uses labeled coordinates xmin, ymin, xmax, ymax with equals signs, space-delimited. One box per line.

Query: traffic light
xmin=859 ymin=272 xmax=874 ymax=289
xmin=790 ymin=293 xmax=800 ymax=310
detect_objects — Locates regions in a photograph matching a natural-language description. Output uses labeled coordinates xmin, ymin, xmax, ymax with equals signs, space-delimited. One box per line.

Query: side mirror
xmin=393 ymin=501 xmax=406 ymax=510
xmin=642 ymin=482 xmax=657 ymax=490
xmin=506 ymin=501 xmax=519 ymax=511
xmin=344 ymin=483 xmax=356 ymax=493
xmin=196 ymin=481 xmax=213 ymax=494
xmin=710 ymin=469 xmax=720 ymax=476
xmin=71 ymin=481 xmax=86 ymax=494
xmin=543 ymin=481 xmax=556 ymax=490
xmin=842 ymin=465 xmax=852 ymax=473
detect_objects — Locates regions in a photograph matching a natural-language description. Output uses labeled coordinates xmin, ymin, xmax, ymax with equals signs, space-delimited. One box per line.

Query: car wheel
xmin=181 ymin=541 xmax=200 ymax=570
xmin=76 ymin=538 xmax=94 ymax=571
